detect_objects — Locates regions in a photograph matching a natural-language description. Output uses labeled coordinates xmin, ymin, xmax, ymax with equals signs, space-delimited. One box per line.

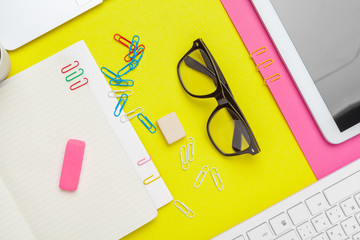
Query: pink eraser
xmin=59 ymin=139 xmax=85 ymax=191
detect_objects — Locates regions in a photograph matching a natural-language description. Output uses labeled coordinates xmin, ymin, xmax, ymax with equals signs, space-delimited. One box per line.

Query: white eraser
xmin=157 ymin=112 xmax=186 ymax=144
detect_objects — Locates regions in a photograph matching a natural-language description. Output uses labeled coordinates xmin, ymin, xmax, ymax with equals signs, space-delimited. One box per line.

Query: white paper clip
xmin=108 ymin=89 xmax=133 ymax=98
xmin=194 ymin=165 xmax=209 ymax=188
xmin=187 ymin=137 xmax=194 ymax=162
xmin=137 ymin=156 xmax=151 ymax=166
xmin=210 ymin=167 xmax=223 ymax=191
xmin=120 ymin=107 xmax=143 ymax=122
xmin=173 ymin=200 xmax=194 ymax=218
xmin=180 ymin=145 xmax=189 ymax=170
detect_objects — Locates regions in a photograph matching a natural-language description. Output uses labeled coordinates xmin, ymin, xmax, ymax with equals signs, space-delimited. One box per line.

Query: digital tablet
xmin=252 ymin=0 xmax=360 ymax=144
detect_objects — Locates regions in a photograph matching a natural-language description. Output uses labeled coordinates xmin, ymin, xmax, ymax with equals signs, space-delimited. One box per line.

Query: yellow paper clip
xmin=180 ymin=145 xmax=189 ymax=170
xmin=108 ymin=89 xmax=133 ymax=98
xmin=264 ymin=73 xmax=281 ymax=85
xmin=173 ymin=200 xmax=194 ymax=218
xmin=187 ymin=137 xmax=194 ymax=162
xmin=194 ymin=165 xmax=209 ymax=188
xmin=210 ymin=167 xmax=223 ymax=191
xmin=120 ymin=107 xmax=143 ymax=122
xmin=250 ymin=46 xmax=267 ymax=57
xmin=257 ymin=59 xmax=273 ymax=69
xmin=143 ymin=174 xmax=160 ymax=185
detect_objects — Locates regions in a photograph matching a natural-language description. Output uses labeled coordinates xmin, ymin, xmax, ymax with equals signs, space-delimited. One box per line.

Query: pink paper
xmin=221 ymin=0 xmax=360 ymax=179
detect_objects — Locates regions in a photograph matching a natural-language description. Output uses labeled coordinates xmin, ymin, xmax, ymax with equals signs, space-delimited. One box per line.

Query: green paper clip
xmin=65 ymin=68 xmax=84 ymax=82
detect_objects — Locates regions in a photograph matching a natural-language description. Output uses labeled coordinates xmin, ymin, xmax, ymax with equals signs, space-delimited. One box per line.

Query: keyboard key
xmin=232 ymin=236 xmax=245 ymax=240
xmin=323 ymin=170 xmax=360 ymax=205
xmin=306 ymin=193 xmax=328 ymax=215
xmin=288 ymin=203 xmax=311 ymax=225
xmin=269 ymin=212 xmax=292 ymax=235
xmin=340 ymin=217 xmax=359 ymax=235
xmin=275 ymin=230 xmax=299 ymax=240
xmin=247 ymin=223 xmax=273 ymax=240
xmin=297 ymin=221 xmax=315 ymax=240
xmin=355 ymin=212 xmax=360 ymax=225
xmin=312 ymin=233 xmax=329 ymax=240
xmin=326 ymin=206 xmax=345 ymax=224
xmin=354 ymin=192 xmax=360 ymax=207
xmin=311 ymin=213 xmax=331 ymax=232
xmin=340 ymin=198 xmax=358 ymax=216
xmin=326 ymin=225 xmax=346 ymax=240
xmin=353 ymin=231 xmax=360 ymax=240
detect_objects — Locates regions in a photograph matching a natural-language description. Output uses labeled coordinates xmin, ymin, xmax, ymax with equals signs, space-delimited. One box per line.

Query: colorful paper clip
xmin=143 ymin=174 xmax=160 ymax=185
xmin=70 ymin=78 xmax=88 ymax=91
xmin=108 ymin=89 xmax=133 ymax=98
xmin=250 ymin=46 xmax=267 ymax=56
xmin=114 ymin=34 xmax=131 ymax=48
xmin=65 ymin=68 xmax=84 ymax=82
xmin=174 ymin=200 xmax=194 ymax=218
xmin=194 ymin=165 xmax=209 ymax=189
xmin=180 ymin=145 xmax=189 ymax=170
xmin=61 ymin=61 xmax=79 ymax=73
xmin=128 ymin=35 xmax=140 ymax=59
xmin=187 ymin=137 xmax=194 ymax=162
xmin=101 ymin=67 xmax=118 ymax=80
xmin=129 ymin=46 xmax=145 ymax=70
xmin=137 ymin=113 xmax=156 ymax=133
xmin=120 ymin=107 xmax=143 ymax=122
xmin=109 ymin=79 xmax=134 ymax=87
xmin=137 ymin=156 xmax=152 ymax=166
xmin=125 ymin=44 xmax=145 ymax=62
xmin=113 ymin=94 xmax=128 ymax=117
xmin=210 ymin=167 xmax=223 ymax=191
xmin=117 ymin=61 xmax=135 ymax=77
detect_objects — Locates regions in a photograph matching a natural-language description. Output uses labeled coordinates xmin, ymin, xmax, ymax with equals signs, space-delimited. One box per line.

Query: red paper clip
xmin=61 ymin=61 xmax=79 ymax=73
xmin=70 ymin=78 xmax=88 ymax=91
xmin=114 ymin=34 xmax=131 ymax=48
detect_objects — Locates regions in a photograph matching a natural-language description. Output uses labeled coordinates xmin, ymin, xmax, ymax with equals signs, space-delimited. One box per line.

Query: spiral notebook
xmin=0 ymin=42 xmax=162 ymax=240
xmin=221 ymin=0 xmax=360 ymax=179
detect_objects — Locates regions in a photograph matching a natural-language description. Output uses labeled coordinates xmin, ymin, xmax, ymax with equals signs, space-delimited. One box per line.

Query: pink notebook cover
xmin=220 ymin=0 xmax=360 ymax=179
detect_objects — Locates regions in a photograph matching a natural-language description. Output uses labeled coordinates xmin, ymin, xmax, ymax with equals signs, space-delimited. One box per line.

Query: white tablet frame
xmin=251 ymin=0 xmax=360 ymax=144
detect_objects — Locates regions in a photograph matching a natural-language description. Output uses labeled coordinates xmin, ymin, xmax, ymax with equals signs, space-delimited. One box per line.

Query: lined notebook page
xmin=0 ymin=55 xmax=156 ymax=240
xmin=0 ymin=177 xmax=36 ymax=239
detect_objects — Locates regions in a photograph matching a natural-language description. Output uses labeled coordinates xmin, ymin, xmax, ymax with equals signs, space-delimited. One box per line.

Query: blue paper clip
xmin=109 ymin=78 xmax=134 ymax=86
xmin=101 ymin=67 xmax=118 ymax=80
xmin=114 ymin=93 xmax=128 ymax=117
xmin=117 ymin=61 xmax=135 ymax=77
xmin=66 ymin=68 xmax=84 ymax=82
xmin=137 ymin=113 xmax=156 ymax=133
xmin=129 ymin=46 xmax=145 ymax=70
xmin=128 ymin=35 xmax=140 ymax=59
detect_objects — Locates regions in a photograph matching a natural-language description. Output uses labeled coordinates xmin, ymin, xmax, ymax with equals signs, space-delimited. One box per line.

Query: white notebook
xmin=0 ymin=45 xmax=157 ymax=239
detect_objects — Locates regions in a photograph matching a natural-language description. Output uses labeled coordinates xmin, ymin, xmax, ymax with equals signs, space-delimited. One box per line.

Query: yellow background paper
xmin=7 ymin=0 xmax=316 ymax=239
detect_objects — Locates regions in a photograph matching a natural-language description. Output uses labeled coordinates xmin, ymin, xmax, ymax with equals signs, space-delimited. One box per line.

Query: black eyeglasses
xmin=177 ymin=39 xmax=260 ymax=156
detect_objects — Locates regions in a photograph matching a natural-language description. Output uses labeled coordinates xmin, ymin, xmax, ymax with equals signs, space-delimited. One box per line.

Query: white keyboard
xmin=213 ymin=158 xmax=360 ymax=240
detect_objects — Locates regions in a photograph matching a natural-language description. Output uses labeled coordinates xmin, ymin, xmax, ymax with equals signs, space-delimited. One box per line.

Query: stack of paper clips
xmin=101 ymin=34 xmax=156 ymax=134
xmin=174 ymin=136 xmax=224 ymax=219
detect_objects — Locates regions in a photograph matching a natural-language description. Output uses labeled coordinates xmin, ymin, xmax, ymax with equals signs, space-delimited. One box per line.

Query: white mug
xmin=0 ymin=43 xmax=11 ymax=81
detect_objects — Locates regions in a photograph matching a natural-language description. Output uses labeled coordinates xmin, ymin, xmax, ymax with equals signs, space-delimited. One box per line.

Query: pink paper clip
xmin=70 ymin=77 xmax=88 ymax=91
xmin=61 ymin=61 xmax=79 ymax=73
xmin=114 ymin=34 xmax=131 ymax=48
xmin=137 ymin=156 xmax=152 ymax=166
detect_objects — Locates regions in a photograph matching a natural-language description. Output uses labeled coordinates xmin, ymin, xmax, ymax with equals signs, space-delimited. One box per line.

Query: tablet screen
xmin=271 ymin=0 xmax=360 ymax=132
